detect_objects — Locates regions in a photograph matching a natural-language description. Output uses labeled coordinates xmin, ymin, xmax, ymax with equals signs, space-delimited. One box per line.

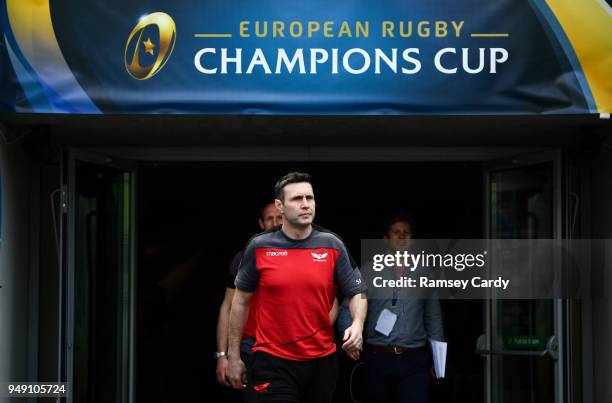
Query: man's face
xmin=277 ymin=182 xmax=316 ymax=227
xmin=385 ymin=221 xmax=412 ymax=251
xmin=258 ymin=203 xmax=283 ymax=231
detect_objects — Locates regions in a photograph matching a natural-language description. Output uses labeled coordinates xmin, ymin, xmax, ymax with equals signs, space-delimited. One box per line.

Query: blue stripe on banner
xmin=0 ymin=3 xmax=98 ymax=113
xmin=528 ymin=0 xmax=597 ymax=113
xmin=4 ymin=37 xmax=52 ymax=112
xmin=1 ymin=3 xmax=52 ymax=112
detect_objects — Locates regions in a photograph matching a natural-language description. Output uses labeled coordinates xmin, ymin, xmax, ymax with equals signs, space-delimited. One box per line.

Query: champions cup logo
xmin=125 ymin=12 xmax=176 ymax=80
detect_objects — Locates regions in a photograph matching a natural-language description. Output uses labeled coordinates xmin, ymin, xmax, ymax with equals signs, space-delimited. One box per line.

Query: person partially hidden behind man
xmin=227 ymin=172 xmax=367 ymax=403
xmin=215 ymin=202 xmax=282 ymax=402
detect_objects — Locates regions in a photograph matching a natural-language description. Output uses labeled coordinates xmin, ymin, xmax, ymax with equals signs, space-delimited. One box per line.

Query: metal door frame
xmin=63 ymin=148 xmax=137 ymax=403
xmin=483 ymin=149 xmax=565 ymax=403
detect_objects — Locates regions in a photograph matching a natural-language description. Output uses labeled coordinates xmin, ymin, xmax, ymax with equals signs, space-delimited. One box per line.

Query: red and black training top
xmin=235 ymin=226 xmax=363 ymax=361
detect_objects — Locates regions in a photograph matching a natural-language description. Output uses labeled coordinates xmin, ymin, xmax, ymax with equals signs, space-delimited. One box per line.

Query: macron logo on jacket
xmin=266 ymin=251 xmax=288 ymax=257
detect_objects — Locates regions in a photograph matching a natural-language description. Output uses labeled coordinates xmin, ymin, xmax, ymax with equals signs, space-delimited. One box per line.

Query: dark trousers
xmin=242 ymin=351 xmax=258 ymax=403
xmin=365 ymin=348 xmax=431 ymax=403
xmin=250 ymin=350 xmax=338 ymax=403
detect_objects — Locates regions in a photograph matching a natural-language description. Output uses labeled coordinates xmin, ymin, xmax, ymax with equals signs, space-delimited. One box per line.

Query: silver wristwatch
xmin=214 ymin=351 xmax=227 ymax=359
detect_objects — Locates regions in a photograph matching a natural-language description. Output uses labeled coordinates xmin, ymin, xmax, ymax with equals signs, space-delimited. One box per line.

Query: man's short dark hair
xmin=383 ymin=212 xmax=416 ymax=236
xmin=259 ymin=201 xmax=277 ymax=220
xmin=274 ymin=172 xmax=312 ymax=202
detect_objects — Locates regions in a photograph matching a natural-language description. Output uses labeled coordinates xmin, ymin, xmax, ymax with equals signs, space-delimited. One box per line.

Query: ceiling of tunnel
xmin=1 ymin=114 xmax=610 ymax=148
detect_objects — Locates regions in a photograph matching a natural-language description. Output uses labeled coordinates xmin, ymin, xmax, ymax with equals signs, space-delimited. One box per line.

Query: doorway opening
xmin=135 ymin=161 xmax=484 ymax=403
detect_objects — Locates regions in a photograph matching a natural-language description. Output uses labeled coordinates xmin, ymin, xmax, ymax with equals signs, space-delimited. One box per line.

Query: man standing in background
xmin=362 ymin=214 xmax=444 ymax=403
xmin=215 ymin=202 xmax=283 ymax=402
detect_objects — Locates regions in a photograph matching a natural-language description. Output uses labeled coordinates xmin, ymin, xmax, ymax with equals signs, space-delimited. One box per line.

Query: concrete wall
xmin=0 ymin=129 xmax=36 ymax=400
xmin=588 ymin=138 xmax=612 ymax=403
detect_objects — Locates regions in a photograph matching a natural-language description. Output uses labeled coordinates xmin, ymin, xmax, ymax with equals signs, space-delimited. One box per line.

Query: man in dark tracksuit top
xmin=215 ymin=202 xmax=283 ymax=401
xmin=227 ymin=172 xmax=368 ymax=403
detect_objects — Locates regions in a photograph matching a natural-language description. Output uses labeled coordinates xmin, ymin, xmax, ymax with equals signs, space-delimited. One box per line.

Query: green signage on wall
xmin=504 ymin=335 xmax=546 ymax=350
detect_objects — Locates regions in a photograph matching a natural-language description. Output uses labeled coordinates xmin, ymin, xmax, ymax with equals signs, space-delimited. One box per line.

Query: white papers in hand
xmin=430 ymin=339 xmax=447 ymax=378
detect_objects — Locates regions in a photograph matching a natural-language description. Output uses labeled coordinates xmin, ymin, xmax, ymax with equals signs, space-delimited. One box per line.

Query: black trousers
xmin=365 ymin=348 xmax=431 ymax=403
xmin=242 ymin=351 xmax=258 ymax=403
xmin=249 ymin=350 xmax=338 ymax=403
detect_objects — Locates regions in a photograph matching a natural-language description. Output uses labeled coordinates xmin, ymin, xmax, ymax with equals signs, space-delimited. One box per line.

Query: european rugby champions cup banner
xmin=0 ymin=0 xmax=610 ymax=115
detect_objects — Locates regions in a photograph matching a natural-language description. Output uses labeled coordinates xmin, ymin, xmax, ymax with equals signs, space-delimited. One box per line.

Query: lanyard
xmin=391 ymin=289 xmax=399 ymax=307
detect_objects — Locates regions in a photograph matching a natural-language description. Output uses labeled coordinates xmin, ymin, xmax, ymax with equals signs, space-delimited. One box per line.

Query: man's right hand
xmin=215 ymin=357 xmax=230 ymax=386
xmin=227 ymin=358 xmax=248 ymax=390
xmin=342 ymin=319 xmax=364 ymax=361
